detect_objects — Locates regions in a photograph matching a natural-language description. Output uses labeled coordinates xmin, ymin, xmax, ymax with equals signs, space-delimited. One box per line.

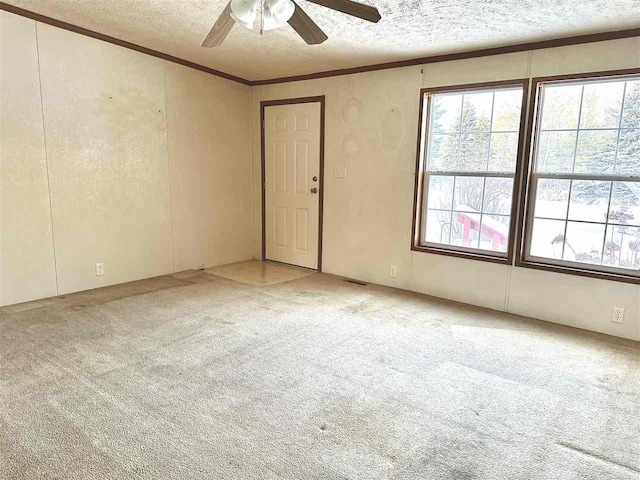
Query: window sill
xmin=515 ymin=258 xmax=640 ymax=285
xmin=411 ymin=244 xmax=511 ymax=265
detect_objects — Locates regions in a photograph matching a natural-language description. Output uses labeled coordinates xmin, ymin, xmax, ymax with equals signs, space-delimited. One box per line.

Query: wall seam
xmin=503 ymin=267 xmax=512 ymax=312
xmin=249 ymin=86 xmax=256 ymax=259
xmin=34 ymin=21 xmax=60 ymax=296
xmin=162 ymin=61 xmax=176 ymax=273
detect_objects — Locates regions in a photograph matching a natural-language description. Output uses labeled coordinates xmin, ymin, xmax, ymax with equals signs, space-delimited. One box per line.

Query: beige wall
xmin=2 ymin=7 xmax=639 ymax=341
xmin=251 ymin=37 xmax=640 ymax=341
xmin=0 ymin=13 xmax=58 ymax=305
xmin=0 ymin=10 xmax=253 ymax=305
xmin=165 ymin=62 xmax=253 ymax=273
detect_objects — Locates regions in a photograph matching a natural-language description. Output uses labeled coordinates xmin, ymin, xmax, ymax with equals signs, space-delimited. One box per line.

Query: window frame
xmin=411 ymin=79 xmax=531 ymax=265
xmin=515 ymin=68 xmax=640 ymax=285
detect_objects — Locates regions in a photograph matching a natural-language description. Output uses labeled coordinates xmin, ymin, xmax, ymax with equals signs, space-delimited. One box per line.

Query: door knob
xmin=310 ymin=188 xmax=318 ymax=194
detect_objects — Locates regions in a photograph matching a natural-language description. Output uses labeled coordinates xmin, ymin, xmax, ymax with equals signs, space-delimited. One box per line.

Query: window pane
xmin=459 ymin=133 xmax=489 ymax=170
xmin=574 ymin=130 xmax=617 ymax=174
xmin=540 ymin=84 xmax=582 ymax=130
xmin=527 ymin=75 xmax=640 ymax=277
xmin=420 ymin=85 xmax=523 ymax=256
xmin=454 ymin=176 xmax=484 ymax=212
xmin=530 ymin=218 xmax=565 ymax=259
xmin=580 ymin=81 xmax=624 ymax=129
xmin=568 ymin=180 xmax=611 ymax=222
xmin=615 ymin=129 xmax=640 ymax=176
xmin=609 ymin=182 xmax=640 ymax=227
xmin=536 ymin=131 xmax=576 ymax=173
xmin=492 ymin=89 xmax=522 ymax=131
xmin=489 ymin=132 xmax=518 ymax=171
xmin=483 ymin=178 xmax=513 ymax=215
xmin=622 ymin=81 xmax=640 ymax=128
xmin=534 ymin=179 xmax=571 ymax=220
xmin=564 ymin=222 xmax=605 ymax=265
xmin=428 ymin=133 xmax=458 ymax=170
xmin=603 ymin=225 xmax=640 ymax=270
xmin=425 ymin=209 xmax=452 ymax=244
xmin=431 ymin=94 xmax=462 ymax=133
xmin=462 ymin=92 xmax=493 ymax=131
xmin=451 ymin=212 xmax=481 ymax=249
xmin=480 ymin=215 xmax=510 ymax=252
xmin=427 ymin=176 xmax=454 ymax=210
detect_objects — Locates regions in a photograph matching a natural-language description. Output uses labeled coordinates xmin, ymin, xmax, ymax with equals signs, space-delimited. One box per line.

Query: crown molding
xmin=250 ymin=27 xmax=640 ymax=85
xmin=0 ymin=2 xmax=251 ymax=85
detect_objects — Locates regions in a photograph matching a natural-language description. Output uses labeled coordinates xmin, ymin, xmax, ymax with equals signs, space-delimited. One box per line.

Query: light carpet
xmin=1 ymin=270 xmax=638 ymax=479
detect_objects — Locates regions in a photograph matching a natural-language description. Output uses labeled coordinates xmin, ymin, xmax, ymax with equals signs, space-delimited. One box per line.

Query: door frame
xmin=260 ymin=96 xmax=326 ymax=272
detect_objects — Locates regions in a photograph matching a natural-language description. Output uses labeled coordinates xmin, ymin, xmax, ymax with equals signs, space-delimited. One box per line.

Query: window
xmin=521 ymin=73 xmax=640 ymax=281
xmin=413 ymin=81 xmax=527 ymax=262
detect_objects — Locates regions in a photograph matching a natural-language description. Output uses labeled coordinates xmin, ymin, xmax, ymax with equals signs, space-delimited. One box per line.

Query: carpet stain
xmin=296 ymin=291 xmax=323 ymax=298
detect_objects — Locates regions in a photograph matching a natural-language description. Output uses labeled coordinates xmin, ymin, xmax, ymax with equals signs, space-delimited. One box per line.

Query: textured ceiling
xmin=4 ymin=0 xmax=640 ymax=81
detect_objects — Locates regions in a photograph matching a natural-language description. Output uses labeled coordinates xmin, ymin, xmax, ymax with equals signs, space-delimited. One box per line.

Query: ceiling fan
xmin=201 ymin=0 xmax=381 ymax=47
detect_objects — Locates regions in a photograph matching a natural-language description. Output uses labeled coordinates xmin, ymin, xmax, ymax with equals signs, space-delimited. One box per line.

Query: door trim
xmin=260 ymin=96 xmax=326 ymax=272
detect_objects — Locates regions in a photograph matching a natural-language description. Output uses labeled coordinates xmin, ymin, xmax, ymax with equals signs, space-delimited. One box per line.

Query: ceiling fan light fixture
xmin=230 ymin=12 xmax=254 ymax=30
xmin=202 ymin=0 xmax=380 ymax=48
xmin=262 ymin=0 xmax=295 ymax=30
xmin=230 ymin=0 xmax=259 ymax=30
xmin=230 ymin=0 xmax=295 ymax=32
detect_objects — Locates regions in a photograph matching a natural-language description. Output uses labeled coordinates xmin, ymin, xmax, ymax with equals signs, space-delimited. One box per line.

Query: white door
xmin=264 ymin=102 xmax=321 ymax=270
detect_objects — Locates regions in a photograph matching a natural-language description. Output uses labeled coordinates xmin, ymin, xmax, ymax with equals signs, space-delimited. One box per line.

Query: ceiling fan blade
xmin=201 ymin=1 xmax=235 ymax=48
xmin=306 ymin=0 xmax=381 ymax=23
xmin=288 ymin=2 xmax=328 ymax=45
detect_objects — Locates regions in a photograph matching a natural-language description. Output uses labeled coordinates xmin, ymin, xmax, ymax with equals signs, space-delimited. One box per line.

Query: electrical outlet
xmin=95 ymin=263 xmax=104 ymax=276
xmin=389 ymin=265 xmax=397 ymax=278
xmin=612 ymin=307 xmax=625 ymax=324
